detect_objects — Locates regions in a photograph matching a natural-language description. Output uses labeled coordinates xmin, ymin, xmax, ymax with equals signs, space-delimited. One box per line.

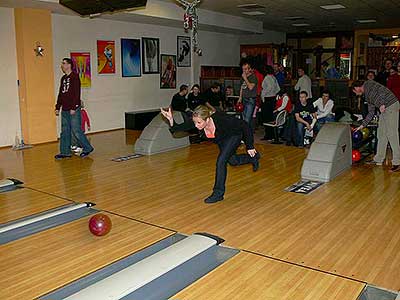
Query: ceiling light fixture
xmin=320 ymin=4 xmax=346 ymax=10
xmin=284 ymin=16 xmax=305 ymax=21
xmin=237 ymin=3 xmax=265 ymax=9
xmin=356 ymin=19 xmax=376 ymax=23
xmin=292 ymin=23 xmax=310 ymax=27
xmin=242 ymin=11 xmax=265 ymax=16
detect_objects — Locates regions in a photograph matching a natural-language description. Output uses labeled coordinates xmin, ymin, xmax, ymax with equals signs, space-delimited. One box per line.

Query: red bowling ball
xmin=235 ymin=102 xmax=244 ymax=113
xmin=89 ymin=214 xmax=112 ymax=236
xmin=352 ymin=149 xmax=361 ymax=163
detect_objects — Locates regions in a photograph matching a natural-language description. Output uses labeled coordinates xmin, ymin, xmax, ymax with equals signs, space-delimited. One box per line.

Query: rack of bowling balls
xmin=351 ymin=125 xmax=376 ymax=163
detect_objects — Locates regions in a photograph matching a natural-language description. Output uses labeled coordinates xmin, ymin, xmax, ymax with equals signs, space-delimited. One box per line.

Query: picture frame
xmin=177 ymin=36 xmax=191 ymax=67
xmin=160 ymin=54 xmax=176 ymax=89
xmin=70 ymin=52 xmax=91 ymax=88
xmin=142 ymin=37 xmax=160 ymax=74
xmin=97 ymin=40 xmax=116 ymax=74
xmin=121 ymin=38 xmax=141 ymax=77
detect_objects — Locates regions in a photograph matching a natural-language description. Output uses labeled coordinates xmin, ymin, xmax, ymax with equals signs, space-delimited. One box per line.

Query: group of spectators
xmin=168 ymin=58 xmax=400 ymax=168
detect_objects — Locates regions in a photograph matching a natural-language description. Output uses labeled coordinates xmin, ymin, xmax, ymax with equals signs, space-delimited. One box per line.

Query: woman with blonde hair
xmin=161 ymin=105 xmax=260 ymax=203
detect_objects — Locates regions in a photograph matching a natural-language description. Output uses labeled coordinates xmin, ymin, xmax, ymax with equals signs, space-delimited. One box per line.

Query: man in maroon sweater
xmin=55 ymin=58 xmax=93 ymax=159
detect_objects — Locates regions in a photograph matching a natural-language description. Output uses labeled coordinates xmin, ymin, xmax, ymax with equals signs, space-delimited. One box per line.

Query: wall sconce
xmin=34 ymin=42 xmax=44 ymax=56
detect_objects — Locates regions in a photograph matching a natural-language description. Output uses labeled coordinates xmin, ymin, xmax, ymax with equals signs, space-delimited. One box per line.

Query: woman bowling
xmin=161 ymin=105 xmax=260 ymax=204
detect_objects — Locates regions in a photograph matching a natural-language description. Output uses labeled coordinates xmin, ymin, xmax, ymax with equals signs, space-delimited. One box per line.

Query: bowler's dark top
xmin=170 ymin=112 xmax=254 ymax=149
xmin=55 ymin=72 xmax=81 ymax=111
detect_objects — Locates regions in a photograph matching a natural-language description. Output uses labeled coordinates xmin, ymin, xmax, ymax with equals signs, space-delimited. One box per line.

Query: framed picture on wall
xmin=177 ymin=36 xmax=191 ymax=67
xmin=160 ymin=54 xmax=176 ymax=89
xmin=142 ymin=37 xmax=160 ymax=74
xmin=121 ymin=38 xmax=141 ymax=77
xmin=97 ymin=40 xmax=116 ymax=74
xmin=70 ymin=52 xmax=91 ymax=88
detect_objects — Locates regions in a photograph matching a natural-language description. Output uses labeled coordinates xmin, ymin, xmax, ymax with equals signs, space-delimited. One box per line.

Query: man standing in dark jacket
xmin=55 ymin=58 xmax=94 ymax=159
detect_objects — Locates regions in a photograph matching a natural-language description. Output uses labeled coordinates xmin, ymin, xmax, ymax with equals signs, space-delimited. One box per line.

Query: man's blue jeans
xmin=242 ymin=97 xmax=256 ymax=131
xmin=315 ymin=114 xmax=335 ymax=132
xmin=60 ymin=108 xmax=93 ymax=155
xmin=296 ymin=122 xmax=306 ymax=146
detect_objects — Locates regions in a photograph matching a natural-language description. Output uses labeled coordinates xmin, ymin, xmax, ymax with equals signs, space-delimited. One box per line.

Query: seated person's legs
xmin=296 ymin=122 xmax=305 ymax=146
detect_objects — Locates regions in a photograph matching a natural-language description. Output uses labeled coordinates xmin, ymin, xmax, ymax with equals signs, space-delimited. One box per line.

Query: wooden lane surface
xmin=172 ymin=252 xmax=365 ymax=300
xmin=0 ymin=188 xmax=70 ymax=224
xmin=1 ymin=130 xmax=400 ymax=290
xmin=0 ymin=211 xmax=173 ymax=300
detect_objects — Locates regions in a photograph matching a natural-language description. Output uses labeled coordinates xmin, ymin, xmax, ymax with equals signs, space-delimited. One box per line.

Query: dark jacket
xmin=56 ymin=72 xmax=81 ymax=111
xmin=170 ymin=112 xmax=254 ymax=149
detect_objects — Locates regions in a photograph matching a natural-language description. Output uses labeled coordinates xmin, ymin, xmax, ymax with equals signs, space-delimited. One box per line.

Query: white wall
xmin=52 ymin=14 xmax=241 ymax=134
xmin=0 ymin=8 xmax=21 ymax=147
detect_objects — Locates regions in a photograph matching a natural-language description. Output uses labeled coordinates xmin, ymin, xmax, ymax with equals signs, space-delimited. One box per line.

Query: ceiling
xmin=165 ymin=0 xmax=400 ymax=33
xmin=2 ymin=0 xmax=400 ymax=34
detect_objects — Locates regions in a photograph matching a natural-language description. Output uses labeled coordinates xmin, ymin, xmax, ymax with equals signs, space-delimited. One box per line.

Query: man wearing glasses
xmin=54 ymin=58 xmax=94 ymax=159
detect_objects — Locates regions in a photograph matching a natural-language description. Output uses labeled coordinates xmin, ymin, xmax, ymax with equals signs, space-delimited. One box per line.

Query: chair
xmin=263 ymin=110 xmax=287 ymax=144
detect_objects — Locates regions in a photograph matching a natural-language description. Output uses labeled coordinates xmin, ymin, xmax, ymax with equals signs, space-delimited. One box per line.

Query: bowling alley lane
xmin=172 ymin=252 xmax=365 ymax=300
xmin=0 ymin=188 xmax=70 ymax=224
xmin=0 ymin=212 xmax=174 ymax=300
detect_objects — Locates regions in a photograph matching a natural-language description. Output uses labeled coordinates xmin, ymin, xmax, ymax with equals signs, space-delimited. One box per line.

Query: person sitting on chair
xmin=204 ymin=83 xmax=224 ymax=112
xmin=313 ymin=89 xmax=335 ymax=131
xmin=294 ymin=91 xmax=317 ymax=147
xmin=171 ymin=84 xmax=189 ymax=112
xmin=187 ymin=84 xmax=205 ymax=111
xmin=160 ymin=105 xmax=260 ymax=204
xmin=273 ymin=88 xmax=292 ymax=115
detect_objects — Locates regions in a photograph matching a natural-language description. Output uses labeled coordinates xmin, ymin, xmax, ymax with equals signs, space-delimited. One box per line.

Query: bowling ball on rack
xmin=352 ymin=130 xmax=363 ymax=144
xmin=352 ymin=149 xmax=361 ymax=163
xmin=89 ymin=214 xmax=112 ymax=236
xmin=235 ymin=102 xmax=244 ymax=113
xmin=361 ymin=127 xmax=370 ymax=140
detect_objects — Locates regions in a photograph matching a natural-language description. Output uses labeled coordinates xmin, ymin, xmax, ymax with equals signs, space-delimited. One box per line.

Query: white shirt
xmin=294 ymin=74 xmax=312 ymax=99
xmin=261 ymin=75 xmax=280 ymax=99
xmin=313 ymin=98 xmax=334 ymax=119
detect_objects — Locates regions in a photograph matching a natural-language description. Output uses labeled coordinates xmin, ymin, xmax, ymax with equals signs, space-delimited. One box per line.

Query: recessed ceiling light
xmin=356 ymin=19 xmax=376 ymax=23
xmin=237 ymin=3 xmax=265 ymax=9
xmin=292 ymin=23 xmax=310 ymax=27
xmin=242 ymin=11 xmax=266 ymax=16
xmin=284 ymin=16 xmax=305 ymax=21
xmin=320 ymin=4 xmax=346 ymax=10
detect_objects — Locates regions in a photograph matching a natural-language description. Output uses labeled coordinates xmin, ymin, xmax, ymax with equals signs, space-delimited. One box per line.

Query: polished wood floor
xmin=0 ymin=204 xmax=173 ymax=299
xmin=173 ymin=252 xmax=364 ymax=300
xmin=1 ymin=129 xmax=400 ymax=298
xmin=0 ymin=188 xmax=69 ymax=223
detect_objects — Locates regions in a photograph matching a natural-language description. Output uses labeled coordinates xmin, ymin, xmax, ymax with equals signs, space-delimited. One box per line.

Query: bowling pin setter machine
xmin=0 ymin=178 xmax=23 ymax=193
xmin=301 ymin=123 xmax=352 ymax=182
xmin=40 ymin=232 xmax=238 ymax=300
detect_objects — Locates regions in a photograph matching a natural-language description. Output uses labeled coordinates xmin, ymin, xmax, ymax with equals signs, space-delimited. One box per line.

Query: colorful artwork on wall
xmin=121 ymin=38 xmax=141 ymax=77
xmin=97 ymin=40 xmax=115 ymax=74
xmin=70 ymin=52 xmax=91 ymax=88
